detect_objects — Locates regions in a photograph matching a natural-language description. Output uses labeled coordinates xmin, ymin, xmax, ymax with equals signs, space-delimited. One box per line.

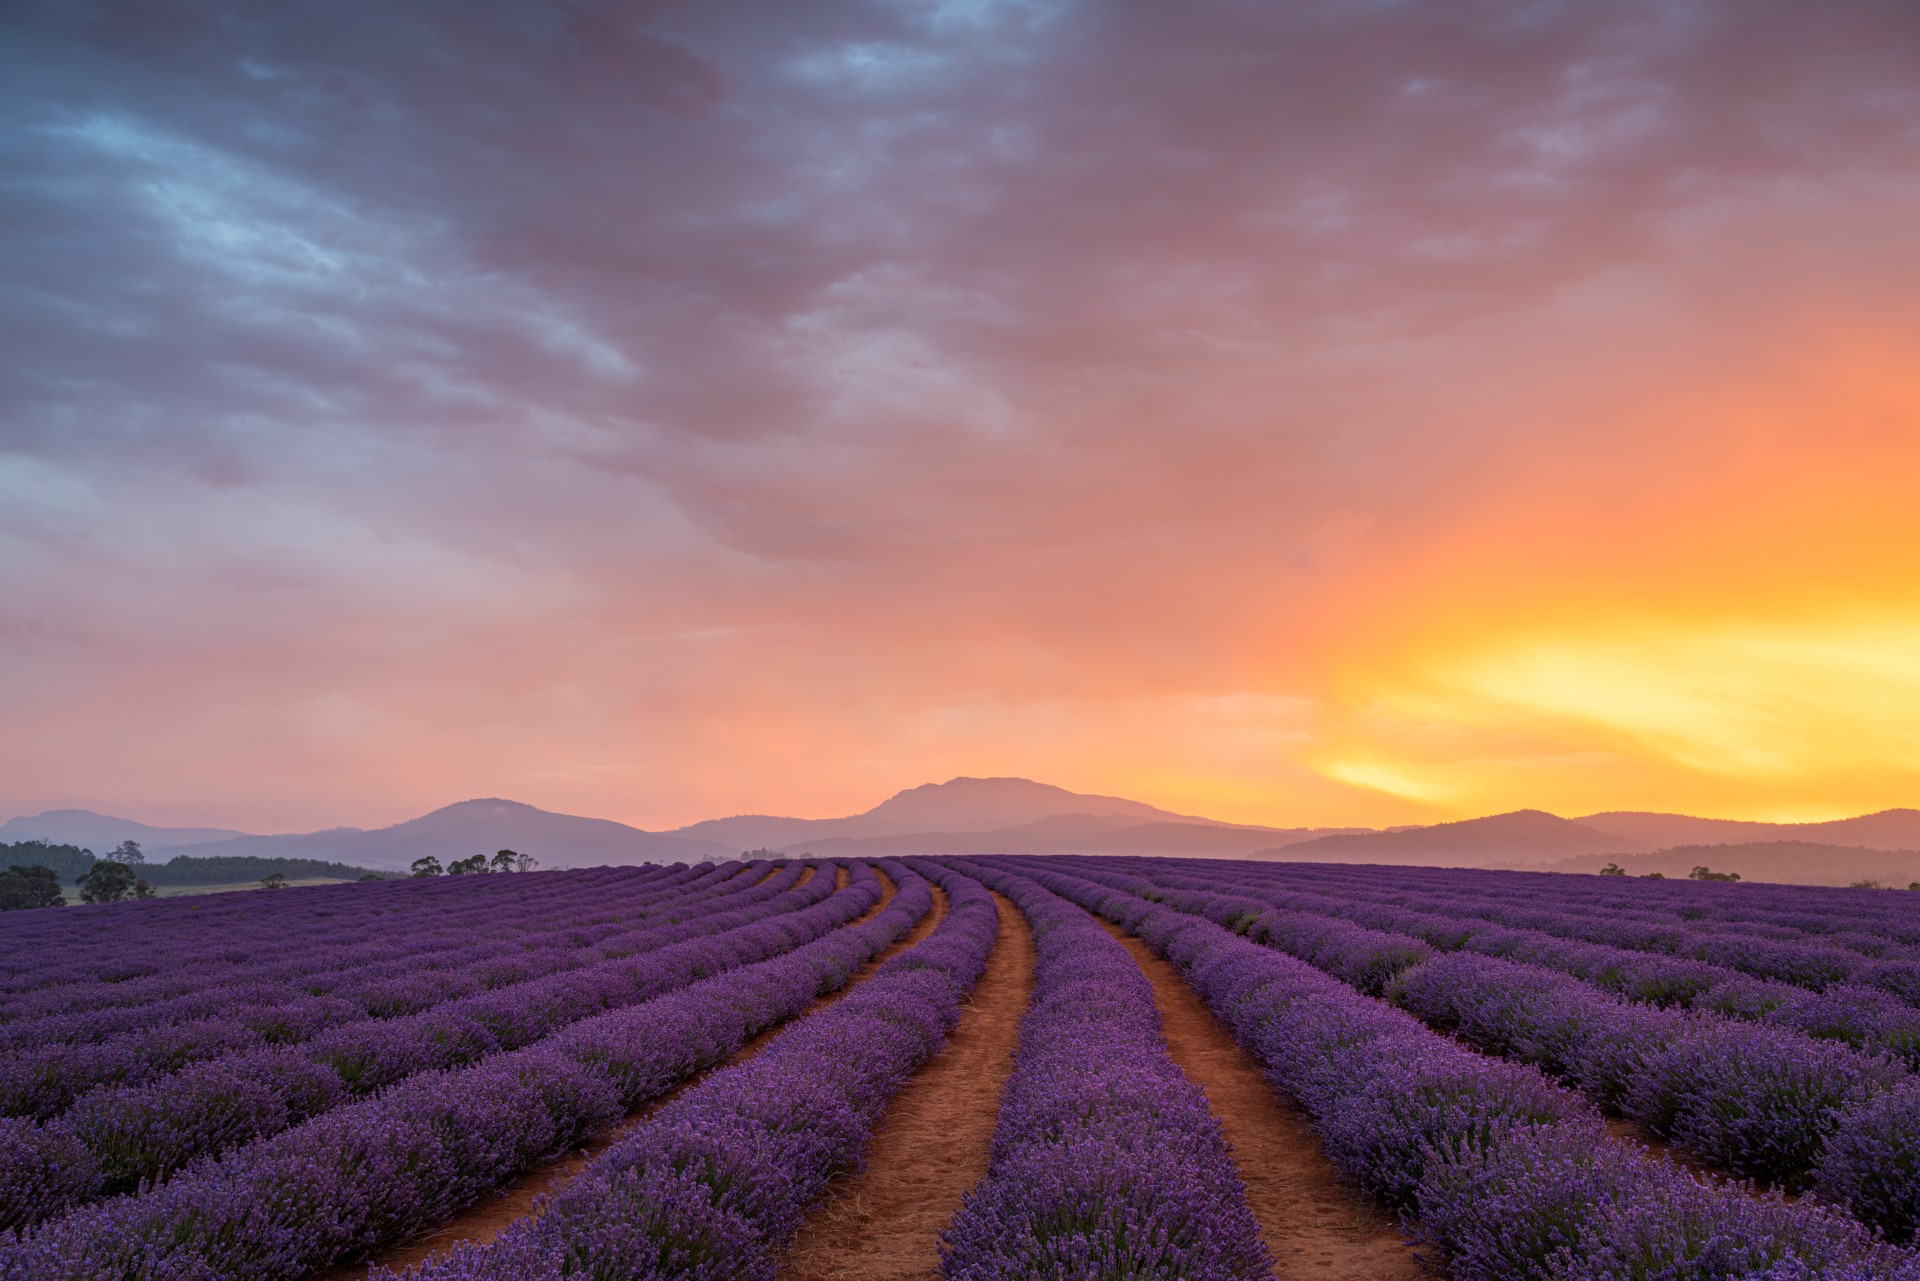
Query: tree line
xmin=0 ymin=840 xmax=405 ymax=910
xmin=410 ymin=849 xmax=538 ymax=877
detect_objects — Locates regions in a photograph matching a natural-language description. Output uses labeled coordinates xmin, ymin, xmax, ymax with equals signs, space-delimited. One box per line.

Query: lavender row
xmin=1270 ymin=858 xmax=1920 ymax=945
xmin=1308 ymin=862 xmax=1920 ymax=955
xmin=1067 ymin=859 xmax=1920 ymax=1246
xmin=384 ymin=861 xmax=997 ymax=1281
xmin=1005 ymin=860 xmax=1920 ymax=1281
xmin=937 ymin=861 xmax=1271 ymax=1280
xmin=1094 ymin=857 xmax=1920 ymax=1064
xmin=0 ymin=861 xmax=845 ymax=1232
xmin=0 ymin=861 xmax=812 ymax=1122
xmin=0 ymin=862 xmax=709 ymax=1005
xmin=1257 ymin=862 xmax=1920 ymax=995
xmin=0 ymin=862 xmax=771 ymax=1064
xmin=0 ymin=865 xmax=711 ymax=1038
xmin=0 ymin=862 xmax=925 ymax=1281
xmin=0 ymin=861 xmax=747 ymax=1033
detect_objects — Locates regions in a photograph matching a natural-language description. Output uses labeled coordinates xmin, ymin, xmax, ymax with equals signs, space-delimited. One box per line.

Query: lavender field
xmin=4 ymin=856 xmax=1920 ymax=1280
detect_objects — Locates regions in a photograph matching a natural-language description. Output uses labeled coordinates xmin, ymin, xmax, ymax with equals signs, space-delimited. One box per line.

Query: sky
xmin=3 ymin=0 xmax=1920 ymax=834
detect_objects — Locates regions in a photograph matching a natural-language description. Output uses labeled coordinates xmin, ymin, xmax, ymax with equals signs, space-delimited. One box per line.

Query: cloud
xmin=1 ymin=0 xmax=1918 ymax=828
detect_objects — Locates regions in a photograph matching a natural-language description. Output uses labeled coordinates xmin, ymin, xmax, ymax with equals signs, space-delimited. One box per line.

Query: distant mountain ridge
xmin=0 ymin=809 xmax=252 ymax=851
xmin=1542 ymin=841 xmax=1920 ymax=889
xmin=670 ymin=777 xmax=1237 ymax=849
xmin=1255 ymin=809 xmax=1652 ymax=866
xmin=8 ymin=784 xmax=1920 ymax=885
xmin=1574 ymin=809 xmax=1920 ymax=853
xmin=153 ymin=800 xmax=727 ymax=871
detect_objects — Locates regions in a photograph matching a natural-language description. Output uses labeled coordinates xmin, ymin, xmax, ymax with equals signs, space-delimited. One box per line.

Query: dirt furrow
xmin=1102 ymin=922 xmax=1428 ymax=1281
xmin=777 ymin=890 xmax=1035 ymax=1281
xmin=331 ymin=860 xmax=930 ymax=1280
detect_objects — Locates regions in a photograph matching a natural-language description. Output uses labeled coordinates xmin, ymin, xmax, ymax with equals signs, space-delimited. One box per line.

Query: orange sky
xmin=3 ymin=2 xmax=1919 ymax=833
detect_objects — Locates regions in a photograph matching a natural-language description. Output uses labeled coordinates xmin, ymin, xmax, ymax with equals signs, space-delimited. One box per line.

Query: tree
xmin=0 ymin=865 xmax=64 ymax=910
xmin=490 ymin=849 xmax=536 ymax=873
xmin=106 ymin=840 xmax=145 ymax=866
xmin=1642 ymin=872 xmax=1666 ymax=879
xmin=358 ymin=872 xmax=385 ymax=881
xmin=1689 ymin=865 xmax=1740 ymax=882
xmin=1852 ymin=878 xmax=1885 ymax=889
xmin=446 ymin=854 xmax=489 ymax=875
xmin=260 ymin=873 xmax=289 ymax=891
xmin=76 ymin=861 xmax=155 ymax=903
xmin=1598 ymin=863 xmax=1626 ymax=877
xmin=0 ymin=841 xmax=94 ymax=883
xmin=410 ymin=856 xmax=443 ymax=878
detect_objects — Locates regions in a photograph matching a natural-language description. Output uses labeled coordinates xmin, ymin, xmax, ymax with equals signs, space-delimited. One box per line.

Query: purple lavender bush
xmin=937 ymin=864 xmax=1271 ymax=1281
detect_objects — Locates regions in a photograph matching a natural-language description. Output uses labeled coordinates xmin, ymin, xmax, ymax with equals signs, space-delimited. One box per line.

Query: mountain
xmin=673 ymin=777 xmax=1235 ymax=849
xmin=784 ymin=812 xmax=1358 ymax=859
xmin=157 ymin=800 xmax=731 ymax=871
xmin=1541 ymin=841 xmax=1920 ymax=888
xmin=0 ymin=809 xmax=252 ymax=852
xmin=1258 ymin=809 xmax=1650 ymax=866
xmin=1576 ymin=809 xmax=1920 ymax=853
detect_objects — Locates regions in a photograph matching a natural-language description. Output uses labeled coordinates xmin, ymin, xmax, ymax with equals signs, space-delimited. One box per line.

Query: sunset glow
xmin=3 ymin=1 xmax=1919 ymax=831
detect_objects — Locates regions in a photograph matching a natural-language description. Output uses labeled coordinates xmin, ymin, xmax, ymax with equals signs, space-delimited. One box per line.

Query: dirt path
xmin=332 ymin=860 xmax=929 ymax=1280
xmin=777 ymin=890 xmax=1034 ymax=1281
xmin=1103 ymin=922 xmax=1428 ymax=1281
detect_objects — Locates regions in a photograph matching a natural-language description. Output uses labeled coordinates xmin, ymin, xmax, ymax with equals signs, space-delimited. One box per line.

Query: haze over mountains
xmin=6 ymin=779 xmax=1920 ymax=886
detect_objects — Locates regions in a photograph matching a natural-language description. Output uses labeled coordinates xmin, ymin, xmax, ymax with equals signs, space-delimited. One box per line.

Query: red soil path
xmin=776 ymin=890 xmax=1035 ymax=1281
xmin=332 ymin=861 xmax=938 ymax=1280
xmin=1103 ymin=921 xmax=1429 ymax=1281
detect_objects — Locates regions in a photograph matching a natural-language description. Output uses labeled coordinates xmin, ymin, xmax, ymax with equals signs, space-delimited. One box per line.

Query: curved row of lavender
xmin=1105 ymin=855 xmax=1920 ymax=1090
xmin=1293 ymin=861 xmax=1920 ymax=957
xmin=0 ymin=862 xmax=927 ymax=1280
xmin=1082 ymin=855 xmax=1920 ymax=1244
xmin=0 ymin=862 xmax=766 ymax=1066
xmin=1078 ymin=860 xmax=1920 ymax=1232
xmin=0 ymin=861 xmax=752 ymax=1050
xmin=1217 ymin=859 xmax=1920 ymax=1011
xmin=999 ymin=859 xmax=1920 ymax=1281
xmin=0 ymin=861 xmax=715 ymax=1013
xmin=382 ymin=861 xmax=998 ymax=1281
xmin=935 ymin=861 xmax=1272 ymax=1280
xmin=1254 ymin=861 xmax=1920 ymax=1002
xmin=0 ymin=861 xmax=849 ymax=1231
xmin=0 ymin=862 xmax=792 ymax=1120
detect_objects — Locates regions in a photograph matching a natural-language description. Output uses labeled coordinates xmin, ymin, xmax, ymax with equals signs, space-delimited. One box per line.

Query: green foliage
xmin=0 ymin=864 xmax=64 ymax=910
xmin=104 ymin=839 xmax=145 ymax=865
xmin=144 ymin=855 xmax=392 ymax=885
xmin=1598 ymin=863 xmax=1627 ymax=876
xmin=259 ymin=873 xmax=289 ymax=890
xmin=76 ymin=861 xmax=155 ymax=903
xmin=411 ymin=856 xmax=443 ymax=877
xmin=446 ymin=854 xmax=489 ymax=875
xmin=1688 ymin=865 xmax=1741 ymax=882
xmin=0 ymin=840 xmax=95 ymax=883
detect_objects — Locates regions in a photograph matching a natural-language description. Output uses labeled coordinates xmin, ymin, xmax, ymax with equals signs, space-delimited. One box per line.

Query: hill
xmin=0 ymin=809 xmax=251 ymax=852
xmin=158 ymin=800 xmax=731 ymax=871
xmin=1576 ymin=809 xmax=1920 ymax=853
xmin=1541 ymin=841 xmax=1920 ymax=887
xmin=673 ymin=776 xmax=1235 ymax=849
xmin=785 ymin=812 xmax=1351 ymax=859
xmin=1258 ymin=809 xmax=1649 ymax=866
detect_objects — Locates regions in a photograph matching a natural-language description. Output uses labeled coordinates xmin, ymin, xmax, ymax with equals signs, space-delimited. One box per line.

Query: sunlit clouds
xmin=2 ymin=0 xmax=1918 ymax=831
